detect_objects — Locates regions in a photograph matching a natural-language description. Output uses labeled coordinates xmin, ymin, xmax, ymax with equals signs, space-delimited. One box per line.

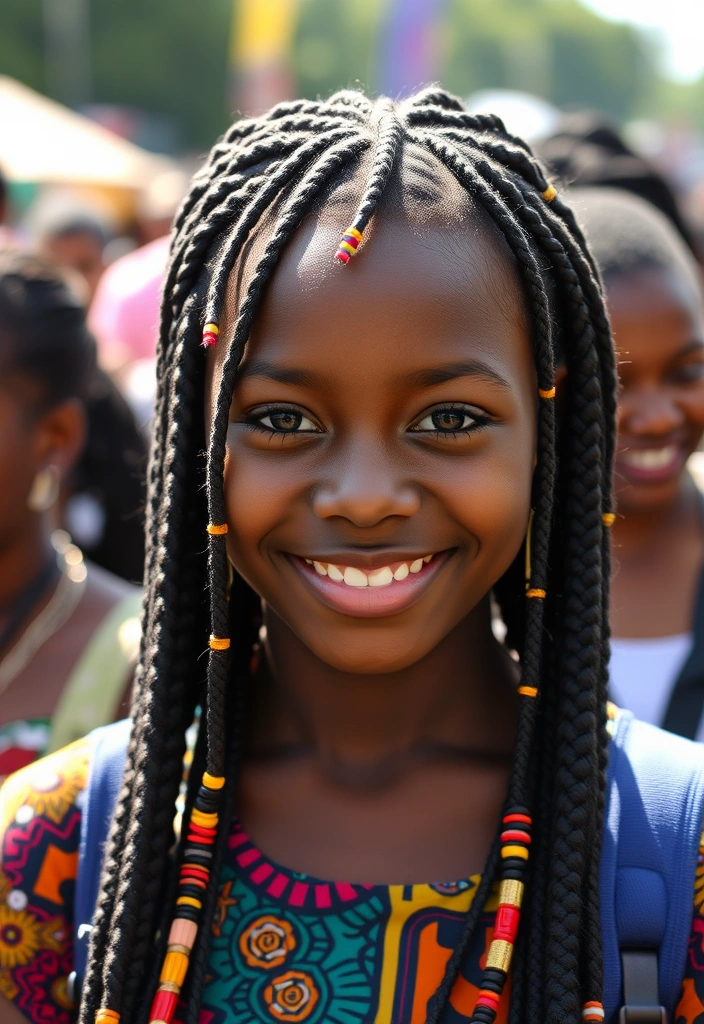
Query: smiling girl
xmin=574 ymin=188 xmax=704 ymax=739
xmin=1 ymin=90 xmax=704 ymax=1024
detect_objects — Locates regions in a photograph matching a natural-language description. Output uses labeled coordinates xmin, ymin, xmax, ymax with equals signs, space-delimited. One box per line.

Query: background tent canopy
xmin=0 ymin=76 xmax=171 ymax=189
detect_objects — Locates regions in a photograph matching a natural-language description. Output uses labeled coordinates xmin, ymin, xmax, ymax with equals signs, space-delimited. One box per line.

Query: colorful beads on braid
xmin=95 ymin=1011 xmax=120 ymax=1024
xmin=468 ymin=809 xmax=531 ymax=1023
xmin=201 ymin=322 xmax=220 ymax=348
xmin=583 ymin=1001 xmax=606 ymax=1021
xmin=334 ymin=225 xmax=363 ymax=264
xmin=147 ymin=771 xmax=225 ymax=1024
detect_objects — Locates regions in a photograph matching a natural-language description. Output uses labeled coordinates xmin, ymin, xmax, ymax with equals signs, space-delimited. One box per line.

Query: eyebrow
xmin=235 ymin=358 xmax=513 ymax=393
xmin=404 ymin=361 xmax=512 ymax=391
xmin=235 ymin=360 xmax=323 ymax=388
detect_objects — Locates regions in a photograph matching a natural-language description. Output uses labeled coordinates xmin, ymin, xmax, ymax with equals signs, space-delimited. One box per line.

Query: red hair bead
xmin=149 ymin=985 xmax=179 ymax=1023
xmin=201 ymin=322 xmax=219 ymax=348
xmin=334 ymin=226 xmax=363 ymax=264
xmin=493 ymin=904 xmax=521 ymax=944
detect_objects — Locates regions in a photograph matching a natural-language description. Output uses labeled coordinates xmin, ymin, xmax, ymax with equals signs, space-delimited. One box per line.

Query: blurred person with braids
xmin=536 ymin=112 xmax=701 ymax=263
xmin=573 ymin=188 xmax=704 ymax=741
xmin=2 ymin=88 xmax=704 ymax=1024
xmin=0 ymin=250 xmax=141 ymax=776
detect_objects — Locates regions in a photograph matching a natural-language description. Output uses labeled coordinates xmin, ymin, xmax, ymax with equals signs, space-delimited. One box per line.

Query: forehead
xmin=607 ymin=266 xmax=704 ymax=331
xmin=214 ymin=145 xmax=531 ymax=387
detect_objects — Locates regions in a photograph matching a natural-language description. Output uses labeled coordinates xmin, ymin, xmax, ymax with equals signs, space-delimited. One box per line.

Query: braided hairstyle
xmin=79 ymin=88 xmax=616 ymax=1024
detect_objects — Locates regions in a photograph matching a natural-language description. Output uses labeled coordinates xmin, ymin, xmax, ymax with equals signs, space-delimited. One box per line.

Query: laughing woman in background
xmin=576 ymin=188 xmax=704 ymax=739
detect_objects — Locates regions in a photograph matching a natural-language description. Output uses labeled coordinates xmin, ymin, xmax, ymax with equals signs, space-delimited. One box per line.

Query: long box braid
xmin=80 ymin=87 xmax=616 ymax=1024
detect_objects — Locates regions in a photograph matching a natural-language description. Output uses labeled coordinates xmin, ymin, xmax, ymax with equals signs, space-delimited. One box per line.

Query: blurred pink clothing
xmin=89 ymin=235 xmax=169 ymax=365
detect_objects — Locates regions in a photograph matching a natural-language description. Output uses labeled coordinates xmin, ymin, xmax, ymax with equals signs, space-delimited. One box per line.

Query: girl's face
xmin=611 ymin=265 xmax=704 ymax=513
xmin=210 ymin=176 xmax=537 ymax=674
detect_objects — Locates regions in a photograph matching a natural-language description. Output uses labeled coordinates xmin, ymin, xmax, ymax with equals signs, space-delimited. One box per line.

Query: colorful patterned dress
xmin=1 ymin=739 xmax=704 ymax=1024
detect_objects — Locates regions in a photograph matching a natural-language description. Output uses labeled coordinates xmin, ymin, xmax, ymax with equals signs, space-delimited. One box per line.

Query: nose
xmin=312 ymin=439 xmax=421 ymax=527
xmin=620 ymin=384 xmax=685 ymax=437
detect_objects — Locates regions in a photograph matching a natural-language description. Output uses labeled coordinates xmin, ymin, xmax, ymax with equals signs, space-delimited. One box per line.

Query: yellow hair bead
xmin=203 ymin=323 xmax=220 ymax=336
xmin=206 ymin=523 xmax=228 ymax=535
xmin=518 ymin=685 xmax=538 ymax=699
xmin=538 ymin=386 xmax=556 ymax=399
xmin=498 ymin=878 xmax=525 ymax=908
xmin=526 ymin=589 xmax=546 ymax=599
xmin=486 ymin=938 xmax=514 ymax=973
xmin=209 ymin=635 xmax=230 ymax=651
xmin=202 ymin=771 xmax=225 ymax=790
xmin=96 ymin=1012 xmax=121 ymax=1024
xmin=191 ymin=808 xmax=218 ymax=829
xmin=160 ymin=950 xmax=190 ymax=987
xmin=176 ymin=896 xmax=203 ymax=909
xmin=542 ymin=184 xmax=557 ymax=202
xmin=602 ymin=513 xmax=616 ymax=527
xmin=338 ymin=240 xmax=357 ymax=257
xmin=501 ymin=844 xmax=530 ymax=860
xmin=345 ymin=227 xmax=363 ymax=242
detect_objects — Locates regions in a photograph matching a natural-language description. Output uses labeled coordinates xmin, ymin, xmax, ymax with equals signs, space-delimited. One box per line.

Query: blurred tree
xmin=0 ymin=0 xmax=699 ymax=152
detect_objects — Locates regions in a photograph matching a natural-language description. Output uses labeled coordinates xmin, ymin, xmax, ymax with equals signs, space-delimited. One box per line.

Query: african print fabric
xmin=1 ymin=740 xmax=704 ymax=1023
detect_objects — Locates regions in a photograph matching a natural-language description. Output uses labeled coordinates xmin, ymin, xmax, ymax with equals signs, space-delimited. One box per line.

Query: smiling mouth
xmin=289 ymin=551 xmax=451 ymax=618
xmin=617 ymin=443 xmax=686 ymax=482
xmin=305 ymin=554 xmax=434 ymax=587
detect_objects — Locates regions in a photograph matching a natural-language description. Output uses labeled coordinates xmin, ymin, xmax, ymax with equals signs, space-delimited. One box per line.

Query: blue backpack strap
xmin=73 ymin=719 xmax=131 ymax=985
xmin=601 ymin=711 xmax=704 ymax=1020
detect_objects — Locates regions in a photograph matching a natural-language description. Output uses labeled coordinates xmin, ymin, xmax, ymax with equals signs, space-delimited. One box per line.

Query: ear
xmin=32 ymin=399 xmax=87 ymax=481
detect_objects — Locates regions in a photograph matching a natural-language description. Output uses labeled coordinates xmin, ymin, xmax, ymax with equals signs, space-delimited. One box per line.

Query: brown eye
xmin=432 ymin=410 xmax=466 ymax=431
xmin=413 ymin=406 xmax=477 ymax=433
xmin=255 ymin=408 xmax=319 ymax=433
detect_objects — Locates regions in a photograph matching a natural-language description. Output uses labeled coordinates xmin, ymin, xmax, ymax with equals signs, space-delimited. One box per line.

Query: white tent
xmin=0 ymin=76 xmax=171 ymax=188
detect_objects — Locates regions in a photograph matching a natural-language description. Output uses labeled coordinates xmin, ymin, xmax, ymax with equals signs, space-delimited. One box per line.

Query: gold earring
xmin=524 ymin=509 xmax=534 ymax=593
xmin=27 ymin=465 xmax=60 ymax=513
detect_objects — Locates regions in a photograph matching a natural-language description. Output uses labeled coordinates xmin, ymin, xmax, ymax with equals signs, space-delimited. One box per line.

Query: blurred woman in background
xmin=575 ymin=188 xmax=704 ymax=738
xmin=0 ymin=250 xmax=141 ymax=776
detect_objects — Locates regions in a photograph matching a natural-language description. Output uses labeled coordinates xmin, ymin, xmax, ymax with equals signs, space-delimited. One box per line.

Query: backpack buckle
xmin=619 ymin=949 xmax=668 ymax=1024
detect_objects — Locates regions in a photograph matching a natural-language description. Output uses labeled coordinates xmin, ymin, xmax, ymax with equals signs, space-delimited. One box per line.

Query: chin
xmin=614 ymin=478 xmax=683 ymax=515
xmin=293 ymin=626 xmax=441 ymax=676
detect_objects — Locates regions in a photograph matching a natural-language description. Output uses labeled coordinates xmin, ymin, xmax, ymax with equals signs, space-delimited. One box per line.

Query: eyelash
xmin=244 ymin=404 xmax=489 ymax=438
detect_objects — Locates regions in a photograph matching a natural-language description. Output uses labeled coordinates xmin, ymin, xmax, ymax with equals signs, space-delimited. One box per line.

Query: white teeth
xmin=368 ymin=566 xmax=394 ymax=587
xmin=307 ymin=555 xmax=436 ymax=586
xmin=343 ymin=566 xmax=368 ymax=587
xmin=622 ymin=446 xmax=678 ymax=470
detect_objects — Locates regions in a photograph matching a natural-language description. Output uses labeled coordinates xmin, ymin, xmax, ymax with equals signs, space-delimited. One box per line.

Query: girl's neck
xmin=0 ymin=521 xmax=53 ymax=617
xmin=252 ymin=597 xmax=519 ymax=774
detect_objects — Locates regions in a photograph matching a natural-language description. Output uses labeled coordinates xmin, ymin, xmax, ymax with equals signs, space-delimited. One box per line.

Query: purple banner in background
xmin=379 ymin=0 xmax=448 ymax=98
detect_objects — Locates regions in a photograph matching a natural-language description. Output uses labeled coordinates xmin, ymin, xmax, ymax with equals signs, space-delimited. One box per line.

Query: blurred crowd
xmin=0 ymin=93 xmax=704 ymax=777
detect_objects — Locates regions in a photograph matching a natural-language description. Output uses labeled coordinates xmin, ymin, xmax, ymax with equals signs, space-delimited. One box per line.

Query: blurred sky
xmin=581 ymin=0 xmax=704 ymax=82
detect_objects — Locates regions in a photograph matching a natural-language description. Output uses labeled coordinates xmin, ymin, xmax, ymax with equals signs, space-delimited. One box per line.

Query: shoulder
xmin=0 ymin=737 xmax=91 ymax=1019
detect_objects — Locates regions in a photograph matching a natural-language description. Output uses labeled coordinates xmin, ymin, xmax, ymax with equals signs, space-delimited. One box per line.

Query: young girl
xmin=0 ymin=89 xmax=703 ymax=1024
xmin=573 ymin=188 xmax=704 ymax=738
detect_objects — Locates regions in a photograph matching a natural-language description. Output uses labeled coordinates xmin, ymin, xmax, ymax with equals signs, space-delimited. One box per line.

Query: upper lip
xmin=288 ymin=549 xmax=447 ymax=572
xmin=618 ymin=436 xmax=688 ymax=453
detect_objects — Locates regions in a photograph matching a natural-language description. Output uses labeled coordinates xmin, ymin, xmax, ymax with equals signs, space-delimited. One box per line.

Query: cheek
xmin=679 ymin=385 xmax=704 ymax=433
xmin=439 ymin=433 xmax=534 ymax=580
xmin=222 ymin=438 xmax=303 ymax=575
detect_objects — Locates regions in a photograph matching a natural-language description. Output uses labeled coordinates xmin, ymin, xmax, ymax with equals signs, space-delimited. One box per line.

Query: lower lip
xmin=616 ymin=447 xmax=686 ymax=485
xmin=289 ymin=552 xmax=452 ymax=619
